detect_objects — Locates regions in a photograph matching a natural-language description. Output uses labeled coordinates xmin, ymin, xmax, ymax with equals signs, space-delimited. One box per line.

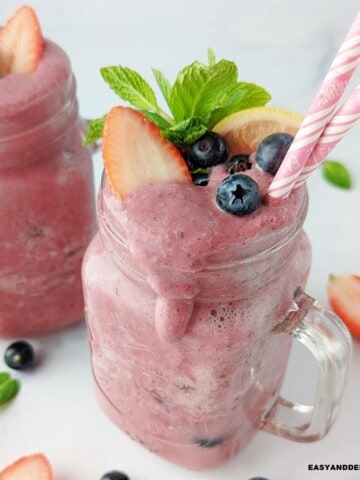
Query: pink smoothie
xmin=0 ymin=40 xmax=96 ymax=336
xmin=83 ymin=162 xmax=311 ymax=469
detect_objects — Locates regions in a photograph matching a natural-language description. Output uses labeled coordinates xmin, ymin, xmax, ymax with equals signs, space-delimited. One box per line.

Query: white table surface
xmin=1 ymin=1 xmax=360 ymax=479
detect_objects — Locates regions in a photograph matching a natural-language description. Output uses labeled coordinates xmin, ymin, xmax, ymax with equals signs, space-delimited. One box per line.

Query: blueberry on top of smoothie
xmin=191 ymin=171 xmax=210 ymax=186
xmin=190 ymin=132 xmax=228 ymax=168
xmin=255 ymin=132 xmax=293 ymax=175
xmin=216 ymin=174 xmax=261 ymax=216
xmin=226 ymin=153 xmax=252 ymax=174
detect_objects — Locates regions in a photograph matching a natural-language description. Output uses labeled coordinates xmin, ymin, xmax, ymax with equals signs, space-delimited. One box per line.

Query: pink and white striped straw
xmin=294 ymin=84 xmax=360 ymax=188
xmin=267 ymin=8 xmax=360 ymax=199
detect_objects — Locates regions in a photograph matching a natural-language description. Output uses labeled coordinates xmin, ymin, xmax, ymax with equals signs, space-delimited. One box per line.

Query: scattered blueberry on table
xmin=100 ymin=471 xmax=130 ymax=480
xmin=4 ymin=341 xmax=35 ymax=370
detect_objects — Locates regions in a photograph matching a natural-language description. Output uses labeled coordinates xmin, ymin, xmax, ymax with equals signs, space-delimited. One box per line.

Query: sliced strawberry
xmin=327 ymin=274 xmax=360 ymax=339
xmin=0 ymin=6 xmax=44 ymax=76
xmin=0 ymin=453 xmax=52 ymax=480
xmin=102 ymin=107 xmax=192 ymax=199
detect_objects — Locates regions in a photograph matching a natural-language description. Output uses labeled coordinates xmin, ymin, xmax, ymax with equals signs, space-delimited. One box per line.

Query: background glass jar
xmin=82 ymin=178 xmax=351 ymax=470
xmin=0 ymin=40 xmax=96 ymax=337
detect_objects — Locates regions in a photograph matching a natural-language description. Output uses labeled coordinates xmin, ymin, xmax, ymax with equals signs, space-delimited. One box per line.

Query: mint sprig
xmin=0 ymin=372 xmax=20 ymax=407
xmin=84 ymin=49 xmax=271 ymax=146
xmin=322 ymin=160 xmax=352 ymax=189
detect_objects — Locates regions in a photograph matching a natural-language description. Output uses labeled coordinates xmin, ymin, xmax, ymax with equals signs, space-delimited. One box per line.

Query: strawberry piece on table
xmin=102 ymin=106 xmax=192 ymax=199
xmin=0 ymin=453 xmax=52 ymax=479
xmin=327 ymin=274 xmax=360 ymax=339
xmin=0 ymin=6 xmax=44 ymax=76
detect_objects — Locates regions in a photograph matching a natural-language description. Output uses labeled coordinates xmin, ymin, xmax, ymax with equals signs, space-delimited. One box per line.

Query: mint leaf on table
xmin=87 ymin=51 xmax=271 ymax=147
xmin=0 ymin=372 xmax=20 ymax=408
xmin=322 ymin=160 xmax=352 ymax=189
xmin=83 ymin=116 xmax=105 ymax=145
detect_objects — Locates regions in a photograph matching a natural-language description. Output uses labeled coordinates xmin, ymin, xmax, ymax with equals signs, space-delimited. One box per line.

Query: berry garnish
xmin=226 ymin=154 xmax=251 ymax=174
xmin=102 ymin=107 xmax=191 ymax=199
xmin=189 ymin=132 xmax=228 ymax=168
xmin=0 ymin=6 xmax=44 ymax=76
xmin=195 ymin=437 xmax=224 ymax=448
xmin=192 ymin=172 xmax=210 ymax=186
xmin=100 ymin=471 xmax=129 ymax=480
xmin=327 ymin=274 xmax=360 ymax=339
xmin=248 ymin=477 xmax=270 ymax=480
xmin=216 ymin=174 xmax=261 ymax=216
xmin=0 ymin=453 xmax=52 ymax=480
xmin=85 ymin=50 xmax=271 ymax=147
xmin=4 ymin=341 xmax=35 ymax=370
xmin=255 ymin=132 xmax=293 ymax=175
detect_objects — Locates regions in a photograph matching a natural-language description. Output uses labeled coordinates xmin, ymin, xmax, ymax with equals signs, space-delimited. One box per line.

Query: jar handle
xmin=261 ymin=287 xmax=352 ymax=441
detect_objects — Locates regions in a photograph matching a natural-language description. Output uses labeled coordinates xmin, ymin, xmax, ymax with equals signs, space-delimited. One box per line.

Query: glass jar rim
xmin=98 ymin=172 xmax=309 ymax=272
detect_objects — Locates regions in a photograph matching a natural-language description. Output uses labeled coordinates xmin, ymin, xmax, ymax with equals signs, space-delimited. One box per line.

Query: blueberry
xmin=248 ymin=477 xmax=270 ymax=480
xmin=100 ymin=471 xmax=129 ymax=480
xmin=4 ymin=341 xmax=35 ymax=370
xmin=190 ymin=132 xmax=228 ymax=168
xmin=216 ymin=174 xmax=261 ymax=216
xmin=255 ymin=132 xmax=293 ymax=175
xmin=195 ymin=437 xmax=224 ymax=448
xmin=192 ymin=172 xmax=210 ymax=186
xmin=226 ymin=154 xmax=252 ymax=174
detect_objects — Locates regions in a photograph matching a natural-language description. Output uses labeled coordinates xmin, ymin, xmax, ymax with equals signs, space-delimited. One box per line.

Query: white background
xmin=1 ymin=1 xmax=360 ymax=479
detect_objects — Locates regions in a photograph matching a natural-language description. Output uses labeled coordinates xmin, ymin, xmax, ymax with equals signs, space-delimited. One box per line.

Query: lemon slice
xmin=213 ymin=106 xmax=303 ymax=153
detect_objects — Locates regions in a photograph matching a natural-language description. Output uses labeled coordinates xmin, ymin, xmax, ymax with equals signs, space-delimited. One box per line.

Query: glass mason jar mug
xmin=0 ymin=40 xmax=96 ymax=337
xmin=82 ymin=179 xmax=351 ymax=470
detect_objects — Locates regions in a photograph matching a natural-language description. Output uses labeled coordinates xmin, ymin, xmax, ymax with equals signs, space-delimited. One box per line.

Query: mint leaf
xmin=140 ymin=110 xmax=171 ymax=130
xmin=83 ymin=116 xmax=105 ymax=145
xmin=163 ymin=117 xmax=208 ymax=146
xmin=152 ymin=68 xmax=172 ymax=109
xmin=0 ymin=372 xmax=20 ymax=407
xmin=168 ymin=59 xmax=238 ymax=123
xmin=0 ymin=372 xmax=10 ymax=384
xmin=207 ymin=48 xmax=216 ymax=66
xmin=101 ymin=66 xmax=160 ymax=112
xmin=322 ymin=160 xmax=352 ymax=189
xmin=95 ymin=50 xmax=272 ymax=148
xmin=191 ymin=167 xmax=211 ymax=174
xmin=208 ymin=82 xmax=271 ymax=127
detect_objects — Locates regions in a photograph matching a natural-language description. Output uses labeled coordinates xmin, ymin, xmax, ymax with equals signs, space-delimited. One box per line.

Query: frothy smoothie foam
xmin=82 ymin=55 xmax=311 ymax=468
xmin=0 ymin=7 xmax=96 ymax=336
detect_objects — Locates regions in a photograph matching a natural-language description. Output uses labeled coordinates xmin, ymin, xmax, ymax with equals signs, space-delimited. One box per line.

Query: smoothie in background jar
xmin=82 ymin=58 xmax=351 ymax=469
xmin=0 ymin=7 xmax=96 ymax=337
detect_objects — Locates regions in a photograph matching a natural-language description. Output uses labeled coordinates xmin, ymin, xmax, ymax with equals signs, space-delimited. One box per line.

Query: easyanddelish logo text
xmin=308 ymin=464 xmax=360 ymax=471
